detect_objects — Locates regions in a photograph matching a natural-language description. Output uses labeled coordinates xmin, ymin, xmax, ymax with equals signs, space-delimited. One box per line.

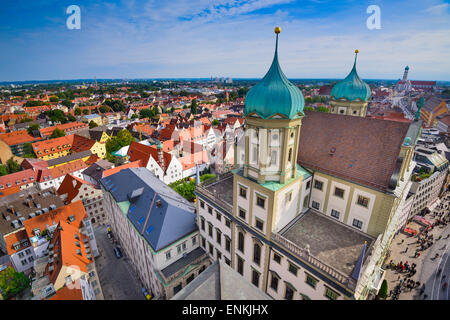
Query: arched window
xmin=253 ymin=243 xmax=261 ymax=265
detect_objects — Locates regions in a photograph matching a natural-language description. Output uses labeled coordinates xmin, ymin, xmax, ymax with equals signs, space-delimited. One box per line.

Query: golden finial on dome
xmin=355 ymin=49 xmax=359 ymax=54
xmin=274 ymin=26 xmax=281 ymax=34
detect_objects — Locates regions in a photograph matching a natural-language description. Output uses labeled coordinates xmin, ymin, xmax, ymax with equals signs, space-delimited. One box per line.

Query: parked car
xmin=113 ymin=247 xmax=122 ymax=259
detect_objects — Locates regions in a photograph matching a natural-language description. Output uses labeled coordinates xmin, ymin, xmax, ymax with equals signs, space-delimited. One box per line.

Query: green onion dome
xmin=331 ymin=50 xmax=371 ymax=102
xmin=244 ymin=27 xmax=304 ymax=119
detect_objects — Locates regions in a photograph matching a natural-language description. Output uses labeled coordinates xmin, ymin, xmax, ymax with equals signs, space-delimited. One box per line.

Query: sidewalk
xmin=383 ymin=191 xmax=450 ymax=300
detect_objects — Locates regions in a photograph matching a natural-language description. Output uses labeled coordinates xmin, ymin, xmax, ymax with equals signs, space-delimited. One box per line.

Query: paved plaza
xmin=383 ymin=190 xmax=450 ymax=300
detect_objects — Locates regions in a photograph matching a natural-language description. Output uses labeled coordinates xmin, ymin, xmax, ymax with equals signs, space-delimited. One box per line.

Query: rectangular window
xmin=288 ymin=263 xmax=298 ymax=276
xmin=207 ymin=206 xmax=213 ymax=214
xmin=256 ymin=196 xmax=265 ymax=209
xmin=357 ymin=195 xmax=369 ymax=208
xmin=200 ymin=217 xmax=205 ymax=231
xmin=305 ymin=274 xmax=318 ymax=289
xmin=314 ymin=180 xmax=323 ymax=191
xmin=331 ymin=209 xmax=340 ymax=219
xmin=209 ymin=243 xmax=214 ymax=255
xmin=312 ymin=201 xmax=320 ymax=210
xmin=201 ymin=236 xmax=206 ymax=248
xmin=225 ymin=218 xmax=231 ymax=228
xmin=352 ymin=219 xmax=363 ymax=229
xmin=192 ymin=236 xmax=197 ymax=246
xmin=325 ymin=287 xmax=339 ymax=300
xmin=239 ymin=187 xmax=247 ymax=199
xmin=216 ymin=211 xmax=221 ymax=222
xmin=306 ymin=180 xmax=311 ymax=189
xmin=270 ymin=274 xmax=279 ymax=292
xmin=334 ymin=187 xmax=345 ymax=198
xmin=238 ymin=208 xmax=246 ymax=220
xmin=237 ymin=256 xmax=244 ymax=275
xmin=225 ymin=237 xmax=231 ymax=252
xmin=251 ymin=270 xmax=260 ymax=287
xmin=165 ymin=250 xmax=171 ymax=260
xmin=200 ymin=201 xmax=205 ymax=209
xmin=225 ymin=258 xmax=231 ymax=266
xmin=285 ymin=192 xmax=292 ymax=203
xmin=273 ymin=253 xmax=281 ymax=264
xmin=285 ymin=285 xmax=294 ymax=300
xmin=208 ymin=223 xmax=213 ymax=237
xmin=216 ymin=229 xmax=221 ymax=245
xmin=216 ymin=249 xmax=222 ymax=260
xmin=255 ymin=218 xmax=264 ymax=231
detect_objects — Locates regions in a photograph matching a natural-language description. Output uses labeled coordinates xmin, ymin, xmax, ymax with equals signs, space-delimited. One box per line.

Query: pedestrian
xmin=405 ymin=247 xmax=408 ymax=253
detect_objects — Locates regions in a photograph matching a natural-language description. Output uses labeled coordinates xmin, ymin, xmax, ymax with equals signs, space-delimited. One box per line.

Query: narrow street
xmin=94 ymin=225 xmax=145 ymax=300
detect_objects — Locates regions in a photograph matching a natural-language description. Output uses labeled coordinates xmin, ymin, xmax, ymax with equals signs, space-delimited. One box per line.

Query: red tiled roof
xmin=298 ymin=111 xmax=410 ymax=192
xmin=0 ymin=130 xmax=40 ymax=146
xmin=102 ymin=160 xmax=144 ymax=178
xmin=40 ymin=122 xmax=87 ymax=137
xmin=57 ymin=174 xmax=95 ymax=203
xmin=36 ymin=159 xmax=87 ymax=182
xmin=0 ymin=169 xmax=37 ymax=191
xmin=128 ymin=141 xmax=172 ymax=171
xmin=4 ymin=230 xmax=30 ymax=255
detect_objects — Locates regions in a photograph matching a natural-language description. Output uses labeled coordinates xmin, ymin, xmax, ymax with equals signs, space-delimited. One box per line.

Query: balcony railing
xmin=271 ymin=232 xmax=357 ymax=290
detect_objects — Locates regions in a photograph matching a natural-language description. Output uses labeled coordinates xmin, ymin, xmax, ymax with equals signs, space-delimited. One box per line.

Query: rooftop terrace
xmin=278 ymin=209 xmax=375 ymax=279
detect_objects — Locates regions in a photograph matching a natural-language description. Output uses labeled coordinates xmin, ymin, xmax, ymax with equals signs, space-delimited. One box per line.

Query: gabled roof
xmin=298 ymin=111 xmax=411 ymax=192
xmin=100 ymin=167 xmax=196 ymax=252
xmin=127 ymin=141 xmax=172 ymax=172
xmin=57 ymin=174 xmax=95 ymax=203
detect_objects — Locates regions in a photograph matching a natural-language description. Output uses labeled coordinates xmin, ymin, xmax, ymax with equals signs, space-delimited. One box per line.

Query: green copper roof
xmin=331 ymin=52 xmax=371 ymax=102
xmin=244 ymin=33 xmax=304 ymax=119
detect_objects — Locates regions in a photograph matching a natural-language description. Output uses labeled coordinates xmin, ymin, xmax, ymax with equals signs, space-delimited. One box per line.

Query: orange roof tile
xmin=49 ymin=284 xmax=83 ymax=300
xmin=0 ymin=130 xmax=40 ymax=146
xmin=102 ymin=160 xmax=143 ymax=178
xmin=4 ymin=229 xmax=29 ymax=255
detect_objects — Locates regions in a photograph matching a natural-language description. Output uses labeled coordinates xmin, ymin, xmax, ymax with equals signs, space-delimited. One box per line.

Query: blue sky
xmin=1 ymin=0 xmax=449 ymax=81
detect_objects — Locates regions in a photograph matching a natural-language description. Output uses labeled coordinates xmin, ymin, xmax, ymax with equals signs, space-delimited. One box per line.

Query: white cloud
xmin=425 ymin=3 xmax=449 ymax=15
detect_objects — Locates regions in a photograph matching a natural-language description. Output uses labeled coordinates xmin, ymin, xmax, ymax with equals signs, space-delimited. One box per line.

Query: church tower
xmin=329 ymin=50 xmax=371 ymax=117
xmin=243 ymin=27 xmax=304 ymax=185
xmin=402 ymin=66 xmax=409 ymax=81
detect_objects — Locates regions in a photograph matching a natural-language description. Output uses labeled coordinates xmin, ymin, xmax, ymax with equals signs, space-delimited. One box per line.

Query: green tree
xmin=378 ymin=280 xmax=388 ymax=299
xmin=67 ymin=114 xmax=76 ymax=122
xmin=6 ymin=157 xmax=21 ymax=174
xmin=130 ymin=114 xmax=139 ymax=119
xmin=0 ymin=267 xmax=31 ymax=300
xmin=82 ymin=109 xmax=90 ymax=115
xmin=191 ymin=99 xmax=198 ymax=115
xmin=74 ymin=108 xmax=82 ymax=115
xmin=174 ymin=181 xmax=196 ymax=202
xmin=212 ymin=119 xmax=219 ymax=126
xmin=89 ymin=120 xmax=98 ymax=129
xmin=24 ymin=100 xmax=44 ymax=107
xmin=27 ymin=123 xmax=40 ymax=135
xmin=49 ymin=96 xmax=59 ymax=102
xmin=44 ymin=109 xmax=67 ymax=124
xmin=50 ymin=128 xmax=65 ymax=138
xmin=106 ymin=129 xmax=134 ymax=154
xmin=99 ymin=106 xmax=109 ymax=113
xmin=20 ymin=118 xmax=33 ymax=123
xmin=316 ymin=106 xmax=329 ymax=113
xmin=139 ymin=108 xmax=156 ymax=119
xmin=61 ymin=99 xmax=72 ymax=108
xmin=0 ymin=165 xmax=8 ymax=176
xmin=304 ymin=106 xmax=314 ymax=111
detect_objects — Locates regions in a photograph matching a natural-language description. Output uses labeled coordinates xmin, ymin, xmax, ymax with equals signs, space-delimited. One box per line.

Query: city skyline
xmin=1 ymin=0 xmax=450 ymax=82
